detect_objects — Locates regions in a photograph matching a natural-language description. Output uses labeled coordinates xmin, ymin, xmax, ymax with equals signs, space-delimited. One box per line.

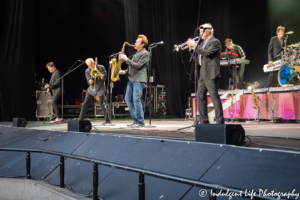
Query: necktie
xmin=199 ymin=39 xmax=209 ymax=65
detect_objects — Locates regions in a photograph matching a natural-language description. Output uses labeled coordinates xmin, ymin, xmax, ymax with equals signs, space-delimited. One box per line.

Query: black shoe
xmin=102 ymin=121 xmax=112 ymax=125
xmin=138 ymin=122 xmax=145 ymax=127
xmin=127 ymin=122 xmax=138 ymax=127
xmin=199 ymin=121 xmax=210 ymax=124
xmin=129 ymin=122 xmax=145 ymax=128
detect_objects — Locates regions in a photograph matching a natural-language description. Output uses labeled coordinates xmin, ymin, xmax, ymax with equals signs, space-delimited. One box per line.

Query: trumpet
xmin=173 ymin=36 xmax=201 ymax=51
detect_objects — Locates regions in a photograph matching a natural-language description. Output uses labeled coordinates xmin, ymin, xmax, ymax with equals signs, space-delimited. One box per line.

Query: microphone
xmin=286 ymin=31 xmax=294 ymax=35
xmin=150 ymin=41 xmax=164 ymax=46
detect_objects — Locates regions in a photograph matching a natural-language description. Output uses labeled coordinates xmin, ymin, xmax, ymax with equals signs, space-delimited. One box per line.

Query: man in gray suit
xmin=188 ymin=23 xmax=224 ymax=124
xmin=119 ymin=35 xmax=149 ymax=127
xmin=267 ymin=26 xmax=285 ymax=87
xmin=79 ymin=58 xmax=111 ymax=125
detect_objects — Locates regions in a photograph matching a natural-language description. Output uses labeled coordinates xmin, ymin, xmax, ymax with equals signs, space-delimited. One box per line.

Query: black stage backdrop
xmin=1 ymin=0 xmax=300 ymax=120
xmin=0 ymin=0 xmax=36 ymax=121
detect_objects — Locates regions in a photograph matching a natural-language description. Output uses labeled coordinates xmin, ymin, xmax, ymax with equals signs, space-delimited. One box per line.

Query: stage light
xmin=254 ymin=82 xmax=259 ymax=88
xmin=247 ymin=86 xmax=252 ymax=90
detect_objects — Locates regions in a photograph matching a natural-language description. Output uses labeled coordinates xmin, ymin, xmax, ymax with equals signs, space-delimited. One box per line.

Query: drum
xmin=278 ymin=65 xmax=300 ymax=86
xmin=278 ymin=65 xmax=292 ymax=86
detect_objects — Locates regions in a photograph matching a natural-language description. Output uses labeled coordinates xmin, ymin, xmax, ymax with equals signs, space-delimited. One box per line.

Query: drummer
xmin=267 ymin=26 xmax=286 ymax=87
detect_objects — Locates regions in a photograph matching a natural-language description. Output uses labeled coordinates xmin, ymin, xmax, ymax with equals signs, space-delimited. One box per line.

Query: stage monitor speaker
xmin=13 ymin=118 xmax=27 ymax=127
xmin=68 ymin=120 xmax=91 ymax=132
xmin=195 ymin=124 xmax=245 ymax=146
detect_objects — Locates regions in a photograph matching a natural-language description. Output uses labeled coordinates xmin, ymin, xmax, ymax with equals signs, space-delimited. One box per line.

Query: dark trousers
xmin=232 ymin=64 xmax=245 ymax=89
xmin=197 ymin=77 xmax=224 ymax=123
xmin=52 ymin=94 xmax=61 ymax=118
xmin=267 ymin=71 xmax=278 ymax=87
xmin=79 ymin=93 xmax=110 ymax=121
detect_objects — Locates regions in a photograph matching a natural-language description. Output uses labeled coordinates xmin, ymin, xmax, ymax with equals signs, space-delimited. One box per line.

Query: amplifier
xmin=59 ymin=103 xmax=104 ymax=118
xmin=36 ymin=91 xmax=53 ymax=119
xmin=112 ymin=102 xmax=130 ymax=117
xmin=86 ymin=103 xmax=104 ymax=117
xmin=59 ymin=105 xmax=81 ymax=117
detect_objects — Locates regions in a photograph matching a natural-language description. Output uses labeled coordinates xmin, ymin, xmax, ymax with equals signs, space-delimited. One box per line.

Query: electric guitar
xmin=42 ymin=78 xmax=52 ymax=97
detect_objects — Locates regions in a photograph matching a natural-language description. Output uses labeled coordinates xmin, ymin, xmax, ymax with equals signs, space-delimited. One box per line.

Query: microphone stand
xmin=55 ymin=61 xmax=85 ymax=123
xmin=144 ymin=44 xmax=158 ymax=128
xmin=102 ymin=53 xmax=122 ymax=126
xmin=178 ymin=31 xmax=205 ymax=131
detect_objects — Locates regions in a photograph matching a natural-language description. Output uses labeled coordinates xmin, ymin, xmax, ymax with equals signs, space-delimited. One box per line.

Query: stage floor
xmin=1 ymin=118 xmax=299 ymax=153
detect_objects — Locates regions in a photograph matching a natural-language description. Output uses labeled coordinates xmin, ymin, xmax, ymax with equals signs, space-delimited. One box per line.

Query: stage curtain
xmin=124 ymin=0 xmax=139 ymax=56
xmin=0 ymin=0 xmax=36 ymax=121
xmin=124 ymin=0 xmax=192 ymax=118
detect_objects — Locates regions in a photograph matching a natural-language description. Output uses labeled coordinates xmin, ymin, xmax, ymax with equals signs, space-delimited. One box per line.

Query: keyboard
xmin=221 ymin=52 xmax=239 ymax=59
xmin=220 ymin=58 xmax=250 ymax=66
xmin=263 ymin=59 xmax=285 ymax=72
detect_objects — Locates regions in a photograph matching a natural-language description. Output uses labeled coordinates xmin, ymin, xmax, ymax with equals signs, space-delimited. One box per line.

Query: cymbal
xmin=286 ymin=31 xmax=294 ymax=35
xmin=287 ymin=44 xmax=299 ymax=48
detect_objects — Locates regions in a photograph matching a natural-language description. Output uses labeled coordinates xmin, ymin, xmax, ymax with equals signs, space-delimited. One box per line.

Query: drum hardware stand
xmin=268 ymin=93 xmax=283 ymax=123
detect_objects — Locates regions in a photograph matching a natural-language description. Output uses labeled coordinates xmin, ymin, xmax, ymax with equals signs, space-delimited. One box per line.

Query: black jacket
xmin=86 ymin=65 xmax=107 ymax=97
xmin=268 ymin=36 xmax=286 ymax=62
xmin=195 ymin=36 xmax=221 ymax=79
xmin=49 ymin=69 xmax=62 ymax=97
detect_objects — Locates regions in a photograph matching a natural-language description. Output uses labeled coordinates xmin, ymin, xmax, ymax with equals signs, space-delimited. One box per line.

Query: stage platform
xmin=197 ymin=85 xmax=300 ymax=122
xmin=0 ymin=118 xmax=299 ymax=153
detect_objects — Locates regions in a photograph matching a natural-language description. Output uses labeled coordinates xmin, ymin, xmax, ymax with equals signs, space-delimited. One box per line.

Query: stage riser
xmin=0 ymin=126 xmax=299 ymax=200
xmin=192 ymin=92 xmax=300 ymax=120
xmin=238 ymin=93 xmax=300 ymax=120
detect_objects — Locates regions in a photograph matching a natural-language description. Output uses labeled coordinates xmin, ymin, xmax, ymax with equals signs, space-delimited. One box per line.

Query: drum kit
xmin=263 ymin=31 xmax=300 ymax=86
xmin=278 ymin=42 xmax=300 ymax=86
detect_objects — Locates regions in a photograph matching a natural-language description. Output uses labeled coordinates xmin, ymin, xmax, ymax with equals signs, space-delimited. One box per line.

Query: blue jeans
xmin=125 ymin=81 xmax=146 ymax=124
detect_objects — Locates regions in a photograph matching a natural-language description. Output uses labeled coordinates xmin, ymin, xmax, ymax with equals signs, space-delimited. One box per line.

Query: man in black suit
xmin=45 ymin=62 xmax=63 ymax=123
xmin=188 ymin=23 xmax=224 ymax=124
xmin=119 ymin=35 xmax=149 ymax=127
xmin=267 ymin=26 xmax=285 ymax=87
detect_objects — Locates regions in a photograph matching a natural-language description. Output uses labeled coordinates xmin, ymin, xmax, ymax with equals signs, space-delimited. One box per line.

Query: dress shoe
xmin=129 ymin=122 xmax=145 ymax=128
xmin=199 ymin=120 xmax=210 ymax=124
xmin=127 ymin=122 xmax=138 ymax=127
xmin=102 ymin=121 xmax=112 ymax=125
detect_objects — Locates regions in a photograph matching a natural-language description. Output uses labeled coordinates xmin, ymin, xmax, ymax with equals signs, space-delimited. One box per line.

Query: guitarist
xmin=44 ymin=62 xmax=63 ymax=123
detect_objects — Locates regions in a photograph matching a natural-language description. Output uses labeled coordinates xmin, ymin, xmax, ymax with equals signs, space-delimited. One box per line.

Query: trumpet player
xmin=119 ymin=35 xmax=149 ymax=127
xmin=187 ymin=23 xmax=224 ymax=124
xmin=79 ymin=58 xmax=111 ymax=125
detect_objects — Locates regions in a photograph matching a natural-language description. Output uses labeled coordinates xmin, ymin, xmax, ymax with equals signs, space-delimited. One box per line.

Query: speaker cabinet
xmin=195 ymin=124 xmax=245 ymax=146
xmin=13 ymin=118 xmax=27 ymax=127
xmin=68 ymin=120 xmax=91 ymax=132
